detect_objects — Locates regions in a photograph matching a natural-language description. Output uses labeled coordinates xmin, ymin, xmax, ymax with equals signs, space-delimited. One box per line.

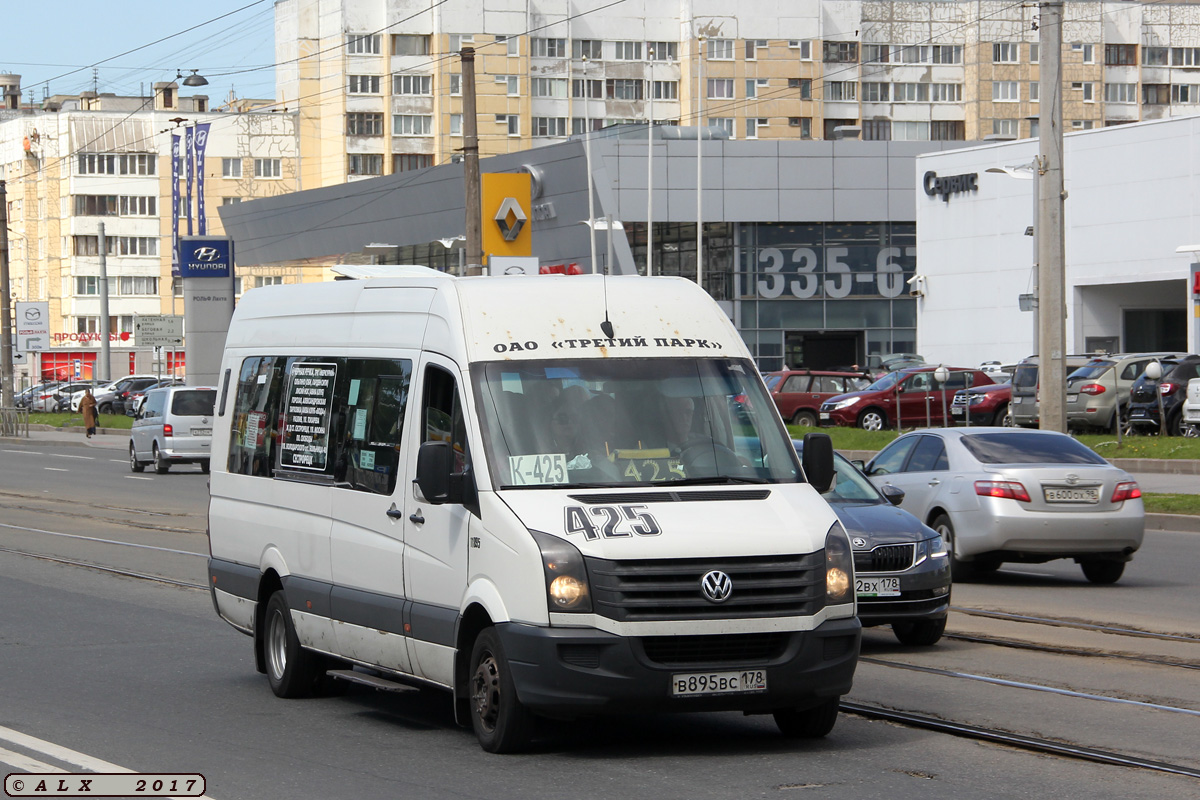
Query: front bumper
xmin=496 ymin=616 xmax=861 ymax=717
xmin=855 ymin=557 xmax=951 ymax=627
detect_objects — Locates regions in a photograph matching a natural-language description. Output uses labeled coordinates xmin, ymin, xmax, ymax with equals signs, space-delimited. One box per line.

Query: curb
xmin=1144 ymin=513 xmax=1200 ymax=533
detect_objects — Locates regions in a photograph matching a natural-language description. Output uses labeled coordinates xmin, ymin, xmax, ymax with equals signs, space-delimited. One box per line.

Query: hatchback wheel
xmin=857 ymin=409 xmax=886 ymax=431
xmin=993 ymin=403 xmax=1012 ymax=427
xmin=932 ymin=513 xmax=975 ymax=580
xmin=791 ymin=410 xmax=818 ymax=427
xmin=892 ymin=617 xmax=947 ymax=646
xmin=1080 ymin=559 xmax=1125 ymax=584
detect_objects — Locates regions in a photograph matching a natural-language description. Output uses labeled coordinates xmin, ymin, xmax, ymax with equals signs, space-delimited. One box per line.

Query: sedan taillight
xmin=1080 ymin=383 xmax=1106 ymax=396
xmin=163 ymin=423 xmax=173 ymax=438
xmin=1111 ymin=481 xmax=1141 ymax=502
xmin=1160 ymin=382 xmax=1178 ymax=396
xmin=975 ymin=480 xmax=1031 ymax=502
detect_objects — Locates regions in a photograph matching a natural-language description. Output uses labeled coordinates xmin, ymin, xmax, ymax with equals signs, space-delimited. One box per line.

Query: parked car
xmin=951 ymin=382 xmax=1013 ymax=427
xmin=1009 ymin=355 xmax=1099 ymax=428
xmin=866 ymin=353 xmax=926 ymax=379
xmin=862 ymin=428 xmax=1144 ymax=584
xmin=1184 ymin=375 xmax=1200 ymax=435
xmin=94 ymin=375 xmax=162 ymax=415
xmin=765 ymin=369 xmax=872 ymax=427
xmin=130 ymin=385 xmax=217 ymax=474
xmin=795 ymin=440 xmax=951 ymax=645
xmin=819 ymin=366 xmax=994 ymax=431
xmin=1063 ymin=352 xmax=1188 ymax=433
xmin=1127 ymin=355 xmax=1200 ymax=436
xmin=26 ymin=381 xmax=66 ymax=412
xmin=119 ymin=378 xmax=184 ymax=417
xmin=47 ymin=381 xmax=97 ymax=412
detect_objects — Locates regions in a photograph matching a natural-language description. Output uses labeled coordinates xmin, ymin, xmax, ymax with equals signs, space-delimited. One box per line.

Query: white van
xmin=207 ymin=268 xmax=859 ymax=752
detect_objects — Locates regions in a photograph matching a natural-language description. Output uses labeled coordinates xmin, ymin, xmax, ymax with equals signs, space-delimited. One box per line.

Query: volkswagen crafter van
xmin=206 ymin=268 xmax=859 ymax=752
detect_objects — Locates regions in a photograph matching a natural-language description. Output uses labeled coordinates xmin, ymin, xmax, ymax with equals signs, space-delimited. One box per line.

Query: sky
xmin=1 ymin=1 xmax=278 ymax=105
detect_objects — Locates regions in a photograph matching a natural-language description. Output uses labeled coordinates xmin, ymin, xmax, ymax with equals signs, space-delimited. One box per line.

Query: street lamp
xmin=646 ymin=46 xmax=655 ymax=277
xmin=178 ymin=70 xmax=209 ymax=87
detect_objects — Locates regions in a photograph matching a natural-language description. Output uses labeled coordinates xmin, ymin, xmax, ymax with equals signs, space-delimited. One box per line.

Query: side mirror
xmin=851 ymin=459 xmax=866 ymax=471
xmin=416 ymin=441 xmax=453 ymax=504
xmin=880 ymin=483 xmax=905 ymax=506
xmin=801 ymin=432 xmax=835 ymax=494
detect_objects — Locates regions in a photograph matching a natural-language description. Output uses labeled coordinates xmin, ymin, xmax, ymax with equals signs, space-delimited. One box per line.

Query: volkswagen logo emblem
xmin=700 ymin=570 xmax=733 ymax=603
xmin=852 ymin=537 xmax=867 ymax=549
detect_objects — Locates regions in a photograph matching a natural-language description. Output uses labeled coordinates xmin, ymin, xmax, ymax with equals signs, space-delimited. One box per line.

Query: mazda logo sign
xmin=701 ymin=570 xmax=733 ymax=603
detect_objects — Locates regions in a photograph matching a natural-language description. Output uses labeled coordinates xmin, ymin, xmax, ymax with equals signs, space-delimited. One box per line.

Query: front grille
xmin=558 ymin=644 xmax=601 ymax=668
xmin=641 ymin=633 xmax=788 ymax=666
xmin=854 ymin=544 xmax=915 ymax=573
xmin=586 ymin=553 xmax=825 ymax=621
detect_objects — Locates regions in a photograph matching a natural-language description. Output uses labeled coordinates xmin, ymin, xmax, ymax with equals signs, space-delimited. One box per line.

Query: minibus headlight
xmin=825 ymin=522 xmax=854 ymax=606
xmin=531 ymin=531 xmax=592 ymax=613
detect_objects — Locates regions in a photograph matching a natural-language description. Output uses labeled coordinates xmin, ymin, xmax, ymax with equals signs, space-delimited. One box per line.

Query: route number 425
xmin=564 ymin=505 xmax=662 ymax=541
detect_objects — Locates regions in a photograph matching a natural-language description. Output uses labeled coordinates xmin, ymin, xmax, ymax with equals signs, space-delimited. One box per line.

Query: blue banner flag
xmin=194 ymin=123 xmax=211 ymax=235
xmin=171 ymin=134 xmax=181 ymax=278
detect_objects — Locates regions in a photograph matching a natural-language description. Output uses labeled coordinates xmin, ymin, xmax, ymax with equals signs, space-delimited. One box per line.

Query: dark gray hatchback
xmin=795 ymin=441 xmax=952 ymax=645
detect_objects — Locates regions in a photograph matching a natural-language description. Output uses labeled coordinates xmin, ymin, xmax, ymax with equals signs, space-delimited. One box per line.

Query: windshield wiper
xmin=649 ymin=475 xmax=769 ymax=486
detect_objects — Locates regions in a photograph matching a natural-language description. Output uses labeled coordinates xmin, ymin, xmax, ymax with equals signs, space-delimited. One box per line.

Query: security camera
xmin=906 ymin=274 xmax=926 ymax=297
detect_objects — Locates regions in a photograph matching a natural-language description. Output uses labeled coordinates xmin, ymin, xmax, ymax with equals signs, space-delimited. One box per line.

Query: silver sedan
xmin=862 ymin=427 xmax=1144 ymax=584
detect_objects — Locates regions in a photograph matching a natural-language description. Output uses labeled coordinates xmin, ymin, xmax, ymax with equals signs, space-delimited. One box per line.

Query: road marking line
xmin=42 ymin=468 xmax=69 ymax=472
xmin=0 ymin=745 xmax=63 ymax=773
xmin=49 ymin=453 xmax=94 ymax=460
xmin=125 ymin=476 xmax=154 ymax=481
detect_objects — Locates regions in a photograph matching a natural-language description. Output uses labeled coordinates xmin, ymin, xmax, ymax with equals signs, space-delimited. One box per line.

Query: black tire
xmin=993 ymin=403 xmax=1012 ymax=427
xmin=153 ymin=445 xmax=169 ymax=474
xmin=263 ymin=590 xmax=322 ymax=698
xmin=791 ymin=410 xmax=818 ymax=428
xmin=931 ymin=513 xmax=974 ymax=580
xmin=129 ymin=443 xmax=145 ymax=473
xmin=892 ymin=617 xmax=947 ymax=646
xmin=857 ymin=408 xmax=886 ymax=431
xmin=99 ymin=402 xmax=112 ymax=415
xmin=200 ymin=460 xmax=211 ymax=474
xmin=1166 ymin=408 xmax=1186 ymax=438
xmin=773 ymin=697 xmax=841 ymax=739
xmin=469 ymin=627 xmax=535 ymax=753
xmin=1081 ymin=559 xmax=1125 ymax=585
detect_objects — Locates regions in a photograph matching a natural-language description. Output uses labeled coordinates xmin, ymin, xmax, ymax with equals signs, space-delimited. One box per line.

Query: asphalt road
xmin=2 ymin=441 xmax=1199 ymax=798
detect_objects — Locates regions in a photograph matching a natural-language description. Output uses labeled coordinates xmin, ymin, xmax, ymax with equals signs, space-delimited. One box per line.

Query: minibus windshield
xmin=473 ymin=358 xmax=802 ymax=488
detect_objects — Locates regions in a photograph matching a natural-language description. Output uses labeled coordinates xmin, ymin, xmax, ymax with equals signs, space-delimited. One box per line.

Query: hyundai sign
xmin=179 ymin=236 xmax=234 ymax=278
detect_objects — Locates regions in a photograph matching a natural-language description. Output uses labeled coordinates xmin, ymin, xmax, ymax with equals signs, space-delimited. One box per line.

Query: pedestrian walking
xmin=80 ymin=388 xmax=98 ymax=439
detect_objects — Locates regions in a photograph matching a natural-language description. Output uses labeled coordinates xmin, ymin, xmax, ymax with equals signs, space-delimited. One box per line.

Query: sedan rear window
xmin=959 ymin=433 xmax=1107 ymax=465
xmin=1011 ymin=365 xmax=1038 ymax=390
xmin=1068 ymin=361 xmax=1115 ymax=381
xmin=172 ymin=390 xmax=217 ymax=417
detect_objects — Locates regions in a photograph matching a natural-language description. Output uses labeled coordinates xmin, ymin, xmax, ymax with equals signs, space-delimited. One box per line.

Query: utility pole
xmin=0 ymin=180 xmax=13 ymax=408
xmin=696 ymin=36 xmax=706 ymax=292
xmin=647 ymin=47 xmax=655 ymax=277
xmin=98 ymin=222 xmax=111 ymax=382
xmin=1038 ymin=0 xmax=1067 ymax=432
xmin=460 ymin=48 xmax=484 ymax=275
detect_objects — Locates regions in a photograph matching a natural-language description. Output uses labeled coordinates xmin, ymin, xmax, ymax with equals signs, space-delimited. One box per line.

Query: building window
xmin=897 ymin=45 xmax=929 ymax=64
xmin=1071 ymin=43 xmax=1095 ymax=63
xmin=647 ymin=42 xmax=676 ymax=60
xmin=930 ymin=83 xmax=962 ymax=102
xmin=893 ymin=83 xmax=929 ymax=102
xmin=348 ymin=154 xmax=384 ymax=176
xmin=221 ymin=158 xmax=242 ymax=178
xmin=745 ymin=118 xmax=767 ymax=138
xmin=931 ymin=120 xmax=965 ymax=141
xmin=533 ymin=117 xmax=567 ymax=137
xmin=450 ymin=114 xmax=462 ymax=136
xmin=532 ymin=77 xmax=568 ymax=98
xmin=788 ymin=117 xmax=812 ymax=138
xmin=75 ymin=276 xmax=99 ymax=295
xmin=823 ymin=41 xmax=858 ymax=63
xmin=862 ymin=120 xmax=891 ymax=141
xmin=862 ymin=44 xmax=890 ymax=64
xmin=531 ymin=38 xmax=566 ymax=58
xmin=495 ymin=114 xmax=519 ymax=135
xmin=393 ymin=114 xmax=432 ymax=136
xmin=788 ymin=40 xmax=812 ymax=60
xmin=993 ymin=119 xmax=1019 ymax=138
xmin=392 ymin=34 xmax=430 ymax=55
xmin=448 ymin=34 xmax=474 ymax=51
xmin=496 ymin=35 xmax=519 ymax=56
xmin=613 ymin=41 xmax=642 ymax=60
xmin=393 ymin=154 xmax=434 ymax=172
xmin=607 ymin=79 xmax=644 ymax=100
xmin=573 ymin=79 xmax=602 ymax=98
xmin=932 ymin=44 xmax=962 ymax=64
xmin=74 ymin=195 xmax=116 ymax=216
xmin=1029 ymin=118 xmax=1039 ymax=137
xmin=1072 ymin=82 xmax=1094 ymax=102
xmin=892 ymin=121 xmax=930 ymax=141
xmin=348 ymin=75 xmax=381 ymax=94
xmin=221 ymin=197 xmax=242 ymax=205
xmin=1144 ymin=47 xmax=1168 ymax=66
xmin=347 ymin=112 xmax=384 ymax=135
xmin=1106 ymin=44 xmax=1136 ymax=66
xmin=1029 ymin=82 xmax=1039 ymax=102
xmin=449 ymin=74 xmax=461 ymax=96
xmin=788 ymin=78 xmax=812 ymax=99
xmin=992 ymin=81 xmax=1019 ymax=102
xmin=494 ymin=75 xmax=519 ymax=95
xmin=77 ymin=154 xmax=115 ymax=175
xmin=254 ymin=158 xmax=282 ymax=178
xmin=993 ymin=43 xmax=1019 ymax=63
xmin=1071 ymin=120 xmax=1095 ymax=130
xmin=573 ymin=39 xmax=602 ymax=60
xmin=745 ymin=39 xmax=766 ymax=60
xmin=117 ymin=154 xmax=155 ymax=175
xmin=706 ymin=79 xmax=734 ymax=99
xmin=116 ymin=236 xmax=158 ymax=256
xmin=118 ymin=276 xmax=158 ymax=295
xmin=707 ymin=39 xmax=734 ymax=60
xmin=76 ymin=317 xmax=100 ymax=335
xmin=1173 ymin=84 xmax=1200 ymax=104
xmin=862 ymin=82 xmax=889 ymax=102
xmin=1106 ymin=83 xmax=1137 ymax=103
xmin=823 ymin=81 xmax=857 ymax=102
xmin=1143 ymin=84 xmax=1169 ymax=104
xmin=1029 ymin=43 xmax=1039 ymax=64
xmin=348 ymin=34 xmax=381 ymax=55
xmin=1172 ymin=47 xmax=1200 ymax=67
xmin=652 ymin=80 xmax=678 ymax=100
xmin=572 ymin=118 xmax=603 ymax=134
xmin=708 ymin=117 xmax=734 ymax=136
xmin=393 ymin=74 xmax=432 ymax=95
xmin=745 ymin=78 xmax=768 ymax=98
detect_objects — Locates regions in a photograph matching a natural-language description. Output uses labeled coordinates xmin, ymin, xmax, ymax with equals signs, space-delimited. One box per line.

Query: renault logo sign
xmin=494 ymin=197 xmax=527 ymax=242
xmin=701 ymin=570 xmax=733 ymax=603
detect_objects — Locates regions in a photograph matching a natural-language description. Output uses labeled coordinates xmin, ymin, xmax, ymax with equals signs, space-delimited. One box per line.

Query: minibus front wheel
xmin=469 ymin=627 xmax=535 ymax=753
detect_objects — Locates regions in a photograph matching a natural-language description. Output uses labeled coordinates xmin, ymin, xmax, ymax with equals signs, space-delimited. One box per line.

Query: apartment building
xmin=275 ymin=0 xmax=1200 ymax=187
xmin=0 ymin=77 xmax=300 ymax=382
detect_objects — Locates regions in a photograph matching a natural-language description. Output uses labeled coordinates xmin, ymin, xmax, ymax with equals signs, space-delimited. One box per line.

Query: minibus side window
xmin=329 ymin=358 xmax=412 ymax=495
xmin=227 ymin=356 xmax=286 ymax=477
xmin=422 ymin=365 xmax=470 ymax=475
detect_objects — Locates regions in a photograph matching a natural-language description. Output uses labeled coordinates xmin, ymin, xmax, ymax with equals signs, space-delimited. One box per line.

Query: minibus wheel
xmin=468 ymin=627 xmax=534 ymax=753
xmin=264 ymin=590 xmax=320 ymax=698
xmin=773 ymin=697 xmax=840 ymax=738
